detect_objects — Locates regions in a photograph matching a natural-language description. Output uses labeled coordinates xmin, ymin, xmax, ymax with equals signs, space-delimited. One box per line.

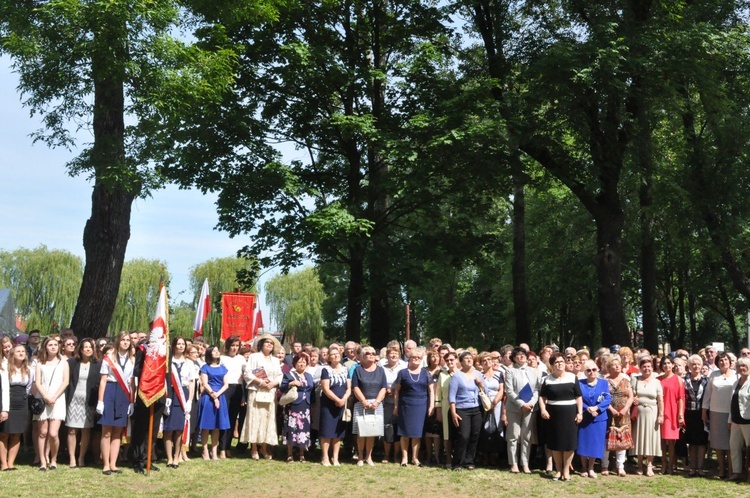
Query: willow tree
xmin=266 ymin=268 xmax=326 ymax=346
xmin=0 ymin=246 xmax=83 ymax=332
xmin=108 ymin=259 xmax=169 ymax=333
xmin=0 ymin=0 xmax=238 ymax=338
xmin=189 ymin=256 xmax=258 ymax=343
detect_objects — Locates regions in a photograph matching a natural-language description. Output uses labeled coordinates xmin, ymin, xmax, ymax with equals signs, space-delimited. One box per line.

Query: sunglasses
xmin=585 ymin=368 xmax=598 ymax=373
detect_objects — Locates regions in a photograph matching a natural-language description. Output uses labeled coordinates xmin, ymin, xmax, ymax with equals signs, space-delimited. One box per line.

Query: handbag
xmin=279 ymin=373 xmax=299 ymax=407
xmin=254 ymin=388 xmax=274 ymax=404
xmin=607 ymin=425 xmax=633 ymax=451
xmin=384 ymin=423 xmax=395 ymax=443
xmin=356 ymin=403 xmax=384 ymax=437
xmin=29 ymin=396 xmax=45 ymax=415
xmin=343 ymin=408 xmax=352 ymax=422
xmin=478 ymin=380 xmax=492 ymax=412
xmin=31 ymin=360 xmax=60 ymax=415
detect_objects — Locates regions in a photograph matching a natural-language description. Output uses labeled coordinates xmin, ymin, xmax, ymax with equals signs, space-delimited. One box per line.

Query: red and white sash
xmin=170 ymin=363 xmax=190 ymax=444
xmin=103 ymin=354 xmax=132 ymax=437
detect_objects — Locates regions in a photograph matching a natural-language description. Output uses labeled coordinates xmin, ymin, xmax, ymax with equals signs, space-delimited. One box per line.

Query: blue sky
xmin=0 ymin=56 xmax=275 ymax=327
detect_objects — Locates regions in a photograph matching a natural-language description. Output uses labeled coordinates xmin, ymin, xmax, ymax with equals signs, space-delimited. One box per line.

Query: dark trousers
xmin=128 ymin=396 xmax=165 ymax=469
xmin=220 ymin=384 xmax=243 ymax=451
xmin=453 ymin=406 xmax=482 ymax=468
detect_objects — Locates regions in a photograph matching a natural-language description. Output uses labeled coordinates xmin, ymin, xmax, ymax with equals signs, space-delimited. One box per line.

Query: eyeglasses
xmin=585 ymin=368 xmax=599 ymax=373
xmin=742 ymin=351 xmax=750 ymax=356
xmin=65 ymin=342 xmax=75 ymax=347
xmin=364 ymin=352 xmax=375 ymax=356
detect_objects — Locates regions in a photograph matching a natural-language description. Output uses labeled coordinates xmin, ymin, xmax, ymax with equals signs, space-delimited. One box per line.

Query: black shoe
xmin=150 ymin=464 xmax=160 ymax=472
xmin=102 ymin=470 xmax=112 ymax=475
xmin=112 ymin=469 xmax=123 ymax=474
xmin=134 ymin=467 xmax=145 ymax=474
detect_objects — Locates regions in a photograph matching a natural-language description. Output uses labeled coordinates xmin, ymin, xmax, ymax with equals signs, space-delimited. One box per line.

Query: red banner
xmin=221 ymin=293 xmax=256 ymax=341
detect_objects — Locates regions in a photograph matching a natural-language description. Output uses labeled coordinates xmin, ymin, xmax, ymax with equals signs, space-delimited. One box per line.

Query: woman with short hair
xmin=701 ymin=352 xmax=737 ymax=478
xmin=577 ymin=360 xmax=611 ymax=478
xmin=601 ymin=356 xmax=632 ymax=477
xmin=659 ymin=355 xmax=684 ymax=474
xmin=65 ymin=338 xmax=99 ymax=467
xmin=351 ymin=346 xmax=387 ymax=466
xmin=319 ymin=346 xmax=350 ymax=466
xmin=683 ymin=354 xmax=708 ymax=477
xmin=449 ymin=351 xmax=484 ymax=471
xmin=381 ymin=345 xmax=404 ymax=463
xmin=393 ymin=348 xmax=434 ymax=467
xmin=505 ymin=347 xmax=539 ymax=474
xmin=727 ymin=357 xmax=750 ymax=481
xmin=280 ymin=353 xmax=315 ymax=462
xmin=240 ymin=334 xmax=283 ymax=460
xmin=198 ymin=346 xmax=230 ymax=460
xmin=632 ymin=356 xmax=664 ymax=477
xmin=539 ymin=352 xmax=582 ymax=481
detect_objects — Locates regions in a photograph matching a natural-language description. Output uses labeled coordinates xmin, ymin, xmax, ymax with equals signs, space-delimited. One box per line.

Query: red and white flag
xmin=193 ymin=278 xmax=210 ymax=338
xmin=139 ymin=285 xmax=169 ymax=406
xmin=253 ymin=308 xmax=264 ymax=338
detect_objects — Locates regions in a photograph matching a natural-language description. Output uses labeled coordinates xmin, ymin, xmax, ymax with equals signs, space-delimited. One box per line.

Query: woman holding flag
xmin=163 ymin=336 xmax=195 ymax=469
xmin=97 ymin=332 xmax=134 ymax=475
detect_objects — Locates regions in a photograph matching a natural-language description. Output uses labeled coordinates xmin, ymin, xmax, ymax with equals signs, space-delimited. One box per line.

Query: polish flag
xmin=193 ymin=278 xmax=211 ymax=338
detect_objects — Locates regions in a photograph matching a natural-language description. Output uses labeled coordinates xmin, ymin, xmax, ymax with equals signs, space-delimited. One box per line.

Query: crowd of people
xmin=1 ymin=329 xmax=749 ymax=483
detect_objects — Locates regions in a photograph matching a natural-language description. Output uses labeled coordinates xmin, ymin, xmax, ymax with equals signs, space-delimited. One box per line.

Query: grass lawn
xmin=2 ymin=446 xmax=748 ymax=497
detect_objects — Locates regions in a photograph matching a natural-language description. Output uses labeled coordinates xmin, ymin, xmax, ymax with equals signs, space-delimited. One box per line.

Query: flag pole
xmin=146 ymin=404 xmax=155 ymax=474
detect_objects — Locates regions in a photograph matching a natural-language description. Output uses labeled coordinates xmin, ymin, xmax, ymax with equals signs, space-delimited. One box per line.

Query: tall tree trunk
xmin=345 ymin=246 xmax=365 ymax=343
xmin=366 ymin=0 xmax=390 ymax=348
xmin=688 ymin=285 xmax=698 ymax=351
xmin=718 ymin=280 xmax=739 ymax=353
xmin=70 ymin=25 xmax=135 ymax=339
xmin=593 ymin=208 xmax=630 ymax=347
xmin=511 ymin=163 xmax=531 ymax=346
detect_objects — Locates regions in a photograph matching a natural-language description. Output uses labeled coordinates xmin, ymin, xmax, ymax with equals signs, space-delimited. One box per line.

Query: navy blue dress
xmin=163 ymin=361 xmax=190 ymax=432
xmin=198 ymin=364 xmax=230 ymax=431
xmin=319 ymin=366 xmax=348 ymax=439
xmin=395 ymin=369 xmax=432 ymax=438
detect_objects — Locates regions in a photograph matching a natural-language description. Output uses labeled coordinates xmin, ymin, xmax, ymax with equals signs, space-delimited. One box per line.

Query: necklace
xmin=408 ymin=369 xmax=421 ymax=382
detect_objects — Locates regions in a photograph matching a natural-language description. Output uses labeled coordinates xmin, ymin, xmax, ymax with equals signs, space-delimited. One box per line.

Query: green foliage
xmin=265 ymin=267 xmax=326 ymax=346
xmin=109 ymin=259 xmax=169 ymax=334
xmin=0 ymin=246 xmax=83 ymax=332
xmin=189 ymin=256 xmax=258 ymax=344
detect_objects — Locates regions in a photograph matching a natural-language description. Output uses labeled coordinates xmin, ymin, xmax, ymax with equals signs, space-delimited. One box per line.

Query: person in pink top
xmin=659 ymin=356 xmax=684 ymax=474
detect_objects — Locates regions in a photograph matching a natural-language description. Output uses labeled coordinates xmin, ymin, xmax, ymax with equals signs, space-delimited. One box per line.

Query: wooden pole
xmin=405 ymin=303 xmax=410 ymax=342
xmin=146 ymin=404 xmax=154 ymax=474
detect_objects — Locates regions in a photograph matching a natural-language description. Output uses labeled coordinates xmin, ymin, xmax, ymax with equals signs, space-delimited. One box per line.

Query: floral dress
xmin=607 ymin=376 xmax=632 ymax=450
xmin=281 ymin=371 xmax=315 ymax=449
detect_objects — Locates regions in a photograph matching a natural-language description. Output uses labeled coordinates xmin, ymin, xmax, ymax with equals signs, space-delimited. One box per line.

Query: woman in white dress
xmin=34 ymin=336 xmax=70 ymax=471
xmin=65 ymin=338 xmax=99 ymax=467
xmin=240 ymin=334 xmax=283 ymax=460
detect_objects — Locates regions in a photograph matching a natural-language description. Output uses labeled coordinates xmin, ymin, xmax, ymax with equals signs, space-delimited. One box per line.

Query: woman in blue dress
xmin=394 ymin=348 xmax=434 ymax=467
xmin=198 ymin=346 xmax=230 ymax=461
xmin=280 ymin=353 xmax=315 ymax=462
xmin=318 ymin=346 xmax=350 ymax=466
xmin=578 ymin=359 xmax=611 ymax=478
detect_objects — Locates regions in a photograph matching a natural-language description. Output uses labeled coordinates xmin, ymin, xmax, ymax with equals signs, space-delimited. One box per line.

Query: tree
xmin=0 ymin=246 xmax=82 ymax=332
xmin=108 ymin=259 xmax=169 ymax=334
xmin=0 ymin=0 xmax=237 ymax=338
xmin=189 ymin=256 xmax=258 ymax=344
xmin=265 ymin=267 xmax=326 ymax=346
xmin=155 ymin=0 xmax=458 ymax=347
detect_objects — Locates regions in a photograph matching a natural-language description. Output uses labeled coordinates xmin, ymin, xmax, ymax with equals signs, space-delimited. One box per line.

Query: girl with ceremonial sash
xmin=97 ymin=331 xmax=134 ymax=475
xmin=34 ymin=335 xmax=70 ymax=471
xmin=164 ymin=336 xmax=195 ymax=468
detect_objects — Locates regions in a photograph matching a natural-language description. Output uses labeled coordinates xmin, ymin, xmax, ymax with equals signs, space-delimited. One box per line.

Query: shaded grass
xmin=1 ymin=452 xmax=747 ymax=497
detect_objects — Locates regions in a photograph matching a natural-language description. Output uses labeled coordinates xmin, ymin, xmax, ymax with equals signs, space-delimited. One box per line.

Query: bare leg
xmin=321 ymin=438 xmax=331 ymax=465
xmin=7 ymin=434 xmax=21 ymax=468
xmin=411 ymin=438 xmax=421 ymax=465
xmin=364 ymin=437 xmax=375 ymax=464
xmin=0 ymin=433 xmax=8 ymax=470
xmin=67 ymin=428 xmax=78 ymax=467
xmin=562 ymin=450 xmax=575 ymax=479
xmin=37 ymin=420 xmax=49 ymax=468
xmin=211 ymin=429 xmax=220 ymax=460
xmin=47 ymin=420 xmax=62 ymax=467
xmin=164 ymin=431 xmax=174 ymax=465
xmin=108 ymin=427 xmax=122 ymax=471
xmin=399 ymin=436 xmax=409 ymax=465
xmin=101 ymin=426 xmax=112 ymax=471
xmin=331 ymin=438 xmax=341 ymax=465
xmin=173 ymin=431 xmax=184 ymax=464
xmin=201 ymin=430 xmax=211 ymax=460
xmin=551 ymin=450 xmax=563 ymax=479
xmin=78 ymin=428 xmax=90 ymax=467
xmin=357 ymin=436 xmax=366 ymax=462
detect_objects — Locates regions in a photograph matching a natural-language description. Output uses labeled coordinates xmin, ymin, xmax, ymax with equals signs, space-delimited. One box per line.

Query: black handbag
xmin=29 ymin=396 xmax=45 ymax=415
